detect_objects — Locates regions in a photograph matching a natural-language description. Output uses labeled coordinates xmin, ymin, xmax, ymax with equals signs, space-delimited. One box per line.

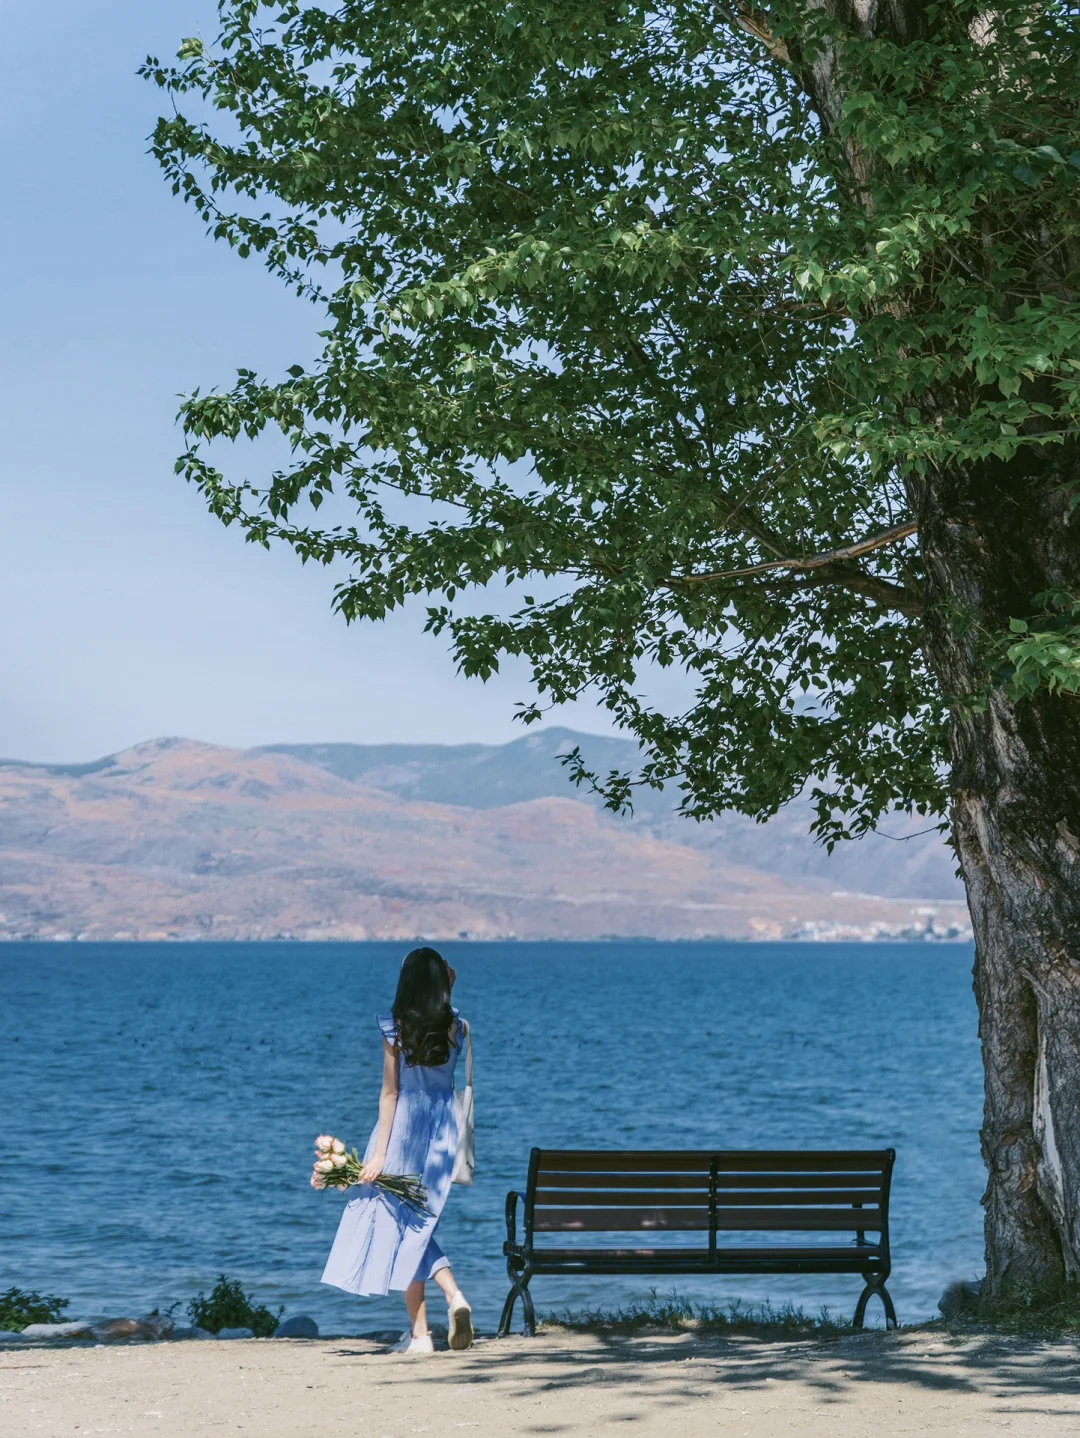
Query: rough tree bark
xmin=771 ymin=0 xmax=1080 ymax=1297
xmin=913 ymin=451 xmax=1080 ymax=1295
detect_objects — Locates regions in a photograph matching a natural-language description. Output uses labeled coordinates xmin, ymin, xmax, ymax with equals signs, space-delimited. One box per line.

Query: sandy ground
xmin=3 ymin=1327 xmax=1080 ymax=1437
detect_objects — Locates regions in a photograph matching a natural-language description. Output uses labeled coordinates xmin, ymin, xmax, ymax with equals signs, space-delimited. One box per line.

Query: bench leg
xmin=854 ymin=1277 xmax=898 ymax=1331
xmin=498 ymin=1252 xmax=536 ymax=1339
xmin=521 ymin=1280 xmax=535 ymax=1337
xmin=497 ymin=1286 xmax=517 ymax=1339
xmin=498 ymin=1279 xmax=535 ymax=1338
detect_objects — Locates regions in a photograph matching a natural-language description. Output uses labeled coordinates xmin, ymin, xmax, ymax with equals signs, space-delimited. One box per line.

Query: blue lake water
xmin=0 ymin=940 xmax=985 ymax=1334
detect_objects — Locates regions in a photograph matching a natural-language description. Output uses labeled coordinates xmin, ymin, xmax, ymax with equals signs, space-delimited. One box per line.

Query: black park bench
xmin=499 ymin=1148 xmax=897 ymax=1337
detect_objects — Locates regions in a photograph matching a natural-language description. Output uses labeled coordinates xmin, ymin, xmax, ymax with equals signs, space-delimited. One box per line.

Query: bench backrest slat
xmin=536 ymin=1150 xmax=890 ymax=1172
xmin=533 ymin=1205 xmax=883 ymax=1232
xmin=539 ymin=1170 xmax=884 ymax=1190
xmin=535 ymin=1187 xmax=882 ymax=1208
xmin=534 ymin=1206 xmax=711 ymax=1231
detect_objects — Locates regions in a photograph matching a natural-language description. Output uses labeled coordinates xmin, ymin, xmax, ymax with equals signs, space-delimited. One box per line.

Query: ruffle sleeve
xmin=377 ymin=1013 xmax=398 ymax=1045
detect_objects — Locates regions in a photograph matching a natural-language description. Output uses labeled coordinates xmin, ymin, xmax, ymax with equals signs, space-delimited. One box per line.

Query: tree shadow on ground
xmin=328 ymin=1324 xmax=1080 ymax=1425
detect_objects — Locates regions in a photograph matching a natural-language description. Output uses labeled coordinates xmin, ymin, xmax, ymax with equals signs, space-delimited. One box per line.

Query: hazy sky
xmin=2 ymin=2 xmax=674 ymax=763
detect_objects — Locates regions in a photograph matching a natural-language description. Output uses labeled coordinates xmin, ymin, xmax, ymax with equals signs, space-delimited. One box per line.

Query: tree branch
xmin=717 ymin=4 xmax=793 ymax=67
xmin=786 ymin=563 xmax=924 ymax=617
xmin=670 ymin=520 xmax=918 ymax=583
xmin=657 ymin=561 xmax=922 ymax=617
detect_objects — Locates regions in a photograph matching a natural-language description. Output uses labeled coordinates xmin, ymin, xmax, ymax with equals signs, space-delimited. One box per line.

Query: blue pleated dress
xmin=321 ymin=1011 xmax=463 ymax=1296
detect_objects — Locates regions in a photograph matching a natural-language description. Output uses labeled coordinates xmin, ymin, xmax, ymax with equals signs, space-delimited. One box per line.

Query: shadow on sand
xmin=327 ymin=1324 xmax=1080 ymax=1428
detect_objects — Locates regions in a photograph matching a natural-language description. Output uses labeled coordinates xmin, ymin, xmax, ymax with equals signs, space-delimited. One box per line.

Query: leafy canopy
xmin=142 ymin=1 xmax=1080 ymax=841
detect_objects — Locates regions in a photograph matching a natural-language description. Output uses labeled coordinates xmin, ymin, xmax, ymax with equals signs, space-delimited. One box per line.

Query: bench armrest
xmin=504 ymin=1190 xmax=527 ymax=1251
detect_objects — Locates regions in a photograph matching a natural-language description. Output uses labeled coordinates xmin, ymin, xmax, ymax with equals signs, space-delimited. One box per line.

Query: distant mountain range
xmin=0 ymin=729 xmax=969 ymax=942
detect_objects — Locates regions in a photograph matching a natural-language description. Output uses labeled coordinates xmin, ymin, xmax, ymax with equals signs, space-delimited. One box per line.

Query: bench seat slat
xmin=536 ymin=1150 xmax=891 ymax=1173
xmin=533 ymin=1206 xmax=882 ymax=1232
xmin=535 ymin=1189 xmax=882 ymax=1208
xmin=537 ymin=1170 xmax=885 ymax=1191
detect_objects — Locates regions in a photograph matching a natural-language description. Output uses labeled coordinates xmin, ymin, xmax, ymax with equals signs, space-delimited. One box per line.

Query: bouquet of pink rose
xmin=309 ymin=1135 xmax=432 ymax=1216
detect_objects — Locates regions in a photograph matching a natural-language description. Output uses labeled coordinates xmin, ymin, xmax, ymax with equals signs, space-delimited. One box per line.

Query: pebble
xmin=275 ymin=1314 xmax=319 ymax=1339
xmin=939 ymin=1279 xmax=983 ymax=1319
xmin=91 ymin=1318 xmax=160 ymax=1343
xmin=138 ymin=1313 xmax=177 ymax=1340
xmin=1 ymin=1313 xmax=304 ymax=1344
xmin=19 ymin=1322 xmax=94 ymax=1339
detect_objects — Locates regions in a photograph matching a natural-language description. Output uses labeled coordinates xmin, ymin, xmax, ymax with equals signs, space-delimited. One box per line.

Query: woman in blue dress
xmin=321 ymin=946 xmax=473 ymax=1353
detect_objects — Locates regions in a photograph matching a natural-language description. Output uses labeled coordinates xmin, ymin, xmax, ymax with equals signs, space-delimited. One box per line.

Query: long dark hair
xmin=392 ymin=946 xmax=454 ymax=1067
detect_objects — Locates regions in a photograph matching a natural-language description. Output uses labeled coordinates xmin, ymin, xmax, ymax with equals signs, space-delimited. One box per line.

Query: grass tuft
xmin=538 ymin=1289 xmax=851 ymax=1340
xmin=974 ymin=1280 xmax=1080 ymax=1336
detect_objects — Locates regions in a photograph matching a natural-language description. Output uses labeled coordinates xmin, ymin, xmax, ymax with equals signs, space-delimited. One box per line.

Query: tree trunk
xmin=909 ymin=453 xmax=1080 ymax=1297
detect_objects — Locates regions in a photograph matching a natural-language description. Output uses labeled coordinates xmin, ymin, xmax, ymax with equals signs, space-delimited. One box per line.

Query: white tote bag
xmin=452 ymin=1019 xmax=474 ymax=1185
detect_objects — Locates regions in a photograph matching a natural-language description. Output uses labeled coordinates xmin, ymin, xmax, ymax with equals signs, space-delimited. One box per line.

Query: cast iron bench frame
xmin=499 ymin=1147 xmax=897 ymax=1336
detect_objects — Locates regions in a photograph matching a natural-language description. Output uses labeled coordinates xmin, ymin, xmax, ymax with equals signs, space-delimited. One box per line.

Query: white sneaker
xmin=390 ymin=1330 xmax=435 ymax=1355
xmin=447 ymin=1292 xmax=473 ymax=1351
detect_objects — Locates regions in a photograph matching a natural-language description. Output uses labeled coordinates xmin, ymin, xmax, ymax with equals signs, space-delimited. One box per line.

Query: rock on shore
xmin=0 ymin=1312 xmax=319 ymax=1343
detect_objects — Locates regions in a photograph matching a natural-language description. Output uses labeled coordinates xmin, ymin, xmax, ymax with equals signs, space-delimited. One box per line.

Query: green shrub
xmin=0 ymin=1287 xmax=70 ymax=1332
xmin=187 ymin=1275 xmax=282 ymax=1337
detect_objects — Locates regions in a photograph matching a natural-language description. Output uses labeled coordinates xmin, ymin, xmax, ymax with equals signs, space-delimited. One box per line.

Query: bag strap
xmin=459 ymin=1019 xmax=473 ymax=1088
